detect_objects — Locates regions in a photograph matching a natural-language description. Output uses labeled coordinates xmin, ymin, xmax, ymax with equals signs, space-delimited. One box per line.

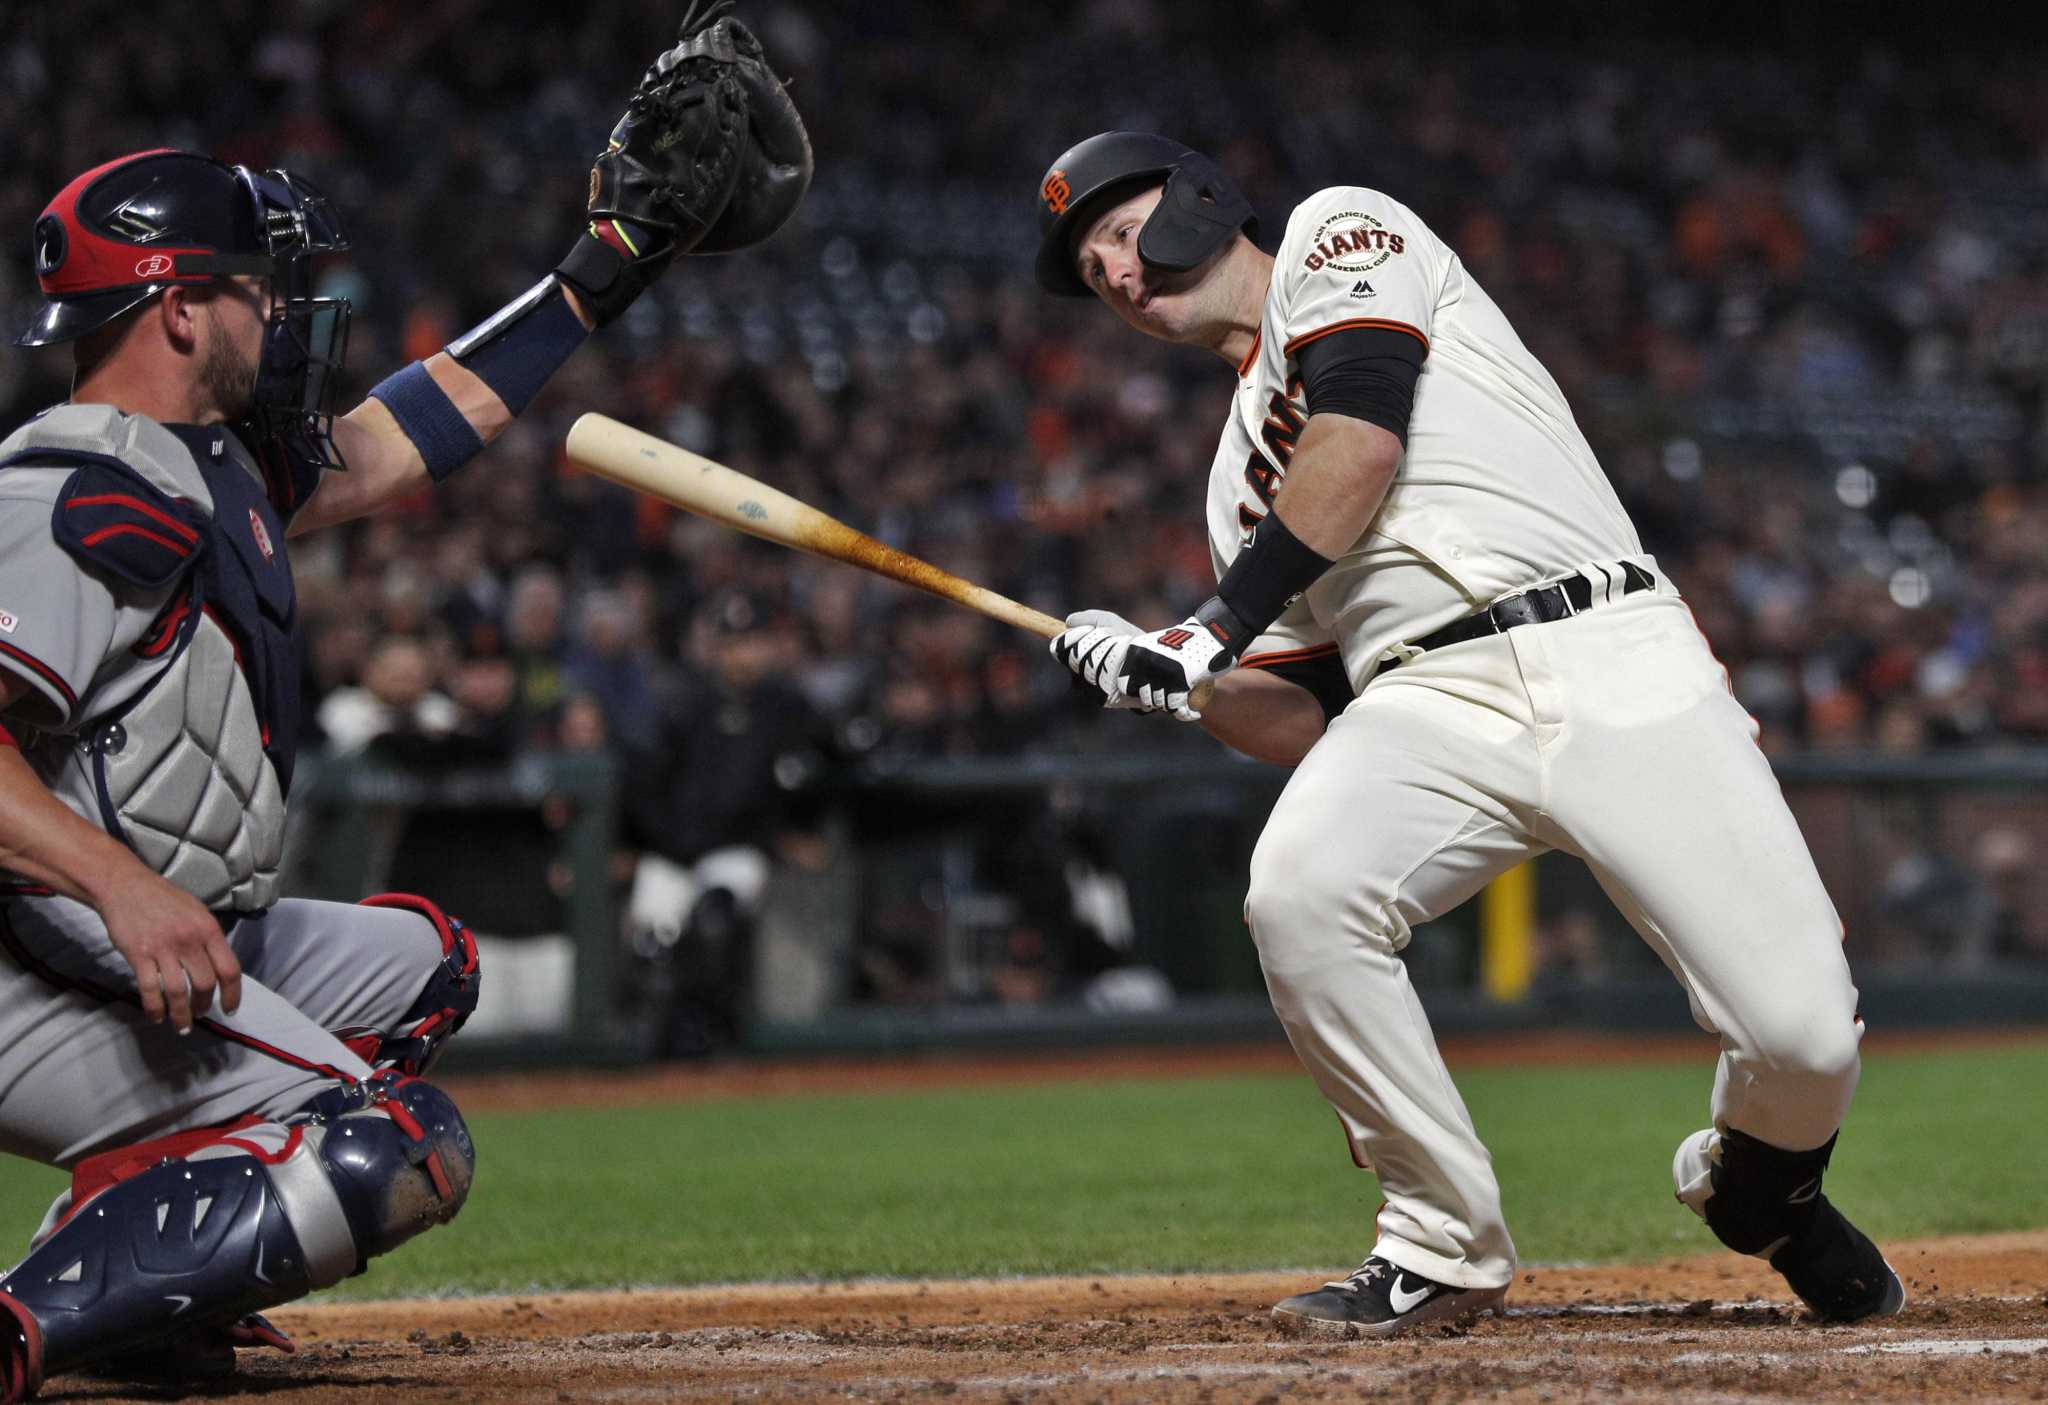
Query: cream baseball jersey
xmin=1208 ymin=186 xmax=1651 ymax=691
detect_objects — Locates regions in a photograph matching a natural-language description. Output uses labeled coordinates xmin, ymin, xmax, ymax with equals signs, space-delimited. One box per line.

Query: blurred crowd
xmin=5 ymin=2 xmax=2048 ymax=1001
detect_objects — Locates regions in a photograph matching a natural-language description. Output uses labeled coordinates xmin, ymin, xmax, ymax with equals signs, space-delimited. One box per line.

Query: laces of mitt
xmin=677 ymin=0 xmax=735 ymax=38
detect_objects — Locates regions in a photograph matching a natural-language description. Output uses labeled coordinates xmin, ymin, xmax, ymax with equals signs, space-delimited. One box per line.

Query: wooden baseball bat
xmin=564 ymin=413 xmax=1214 ymax=709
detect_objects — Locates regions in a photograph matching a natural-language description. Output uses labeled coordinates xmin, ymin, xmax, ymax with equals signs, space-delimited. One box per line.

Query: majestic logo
xmin=1303 ymin=210 xmax=1405 ymax=275
xmin=1348 ymin=279 xmax=1376 ymax=298
xmin=1042 ymin=169 xmax=1071 ymax=215
xmin=248 ymin=508 xmax=275 ymax=563
xmin=133 ymin=253 xmax=175 ymax=279
xmin=0 ymin=607 xmax=17 ymax=634
xmin=32 ymin=215 xmax=66 ymax=277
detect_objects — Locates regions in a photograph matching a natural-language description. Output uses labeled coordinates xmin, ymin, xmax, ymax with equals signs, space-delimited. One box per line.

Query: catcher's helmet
xmin=17 ymin=148 xmax=354 ymax=471
xmin=1033 ymin=131 xmax=1256 ymax=297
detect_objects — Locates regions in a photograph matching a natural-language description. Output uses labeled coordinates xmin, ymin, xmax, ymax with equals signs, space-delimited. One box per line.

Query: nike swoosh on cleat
xmin=166 ymin=1295 xmax=193 ymax=1315
xmin=1387 ymin=1277 xmax=1434 ymax=1314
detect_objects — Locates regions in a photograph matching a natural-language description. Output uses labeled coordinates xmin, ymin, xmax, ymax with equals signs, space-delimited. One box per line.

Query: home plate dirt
xmin=51 ymin=1230 xmax=2048 ymax=1403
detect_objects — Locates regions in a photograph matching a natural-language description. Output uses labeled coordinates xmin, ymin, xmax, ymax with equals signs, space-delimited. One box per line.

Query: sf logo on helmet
xmin=1042 ymin=170 xmax=1071 ymax=215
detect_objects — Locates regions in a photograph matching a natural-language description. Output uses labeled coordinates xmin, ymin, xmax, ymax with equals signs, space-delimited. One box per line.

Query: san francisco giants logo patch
xmin=1042 ymin=169 xmax=1072 ymax=214
xmin=1303 ymin=211 xmax=1405 ymax=275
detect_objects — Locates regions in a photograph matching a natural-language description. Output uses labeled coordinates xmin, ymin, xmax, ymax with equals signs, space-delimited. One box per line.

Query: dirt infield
xmin=42 ymin=1036 xmax=2048 ymax=1402
xmin=47 ymin=1232 xmax=2045 ymax=1402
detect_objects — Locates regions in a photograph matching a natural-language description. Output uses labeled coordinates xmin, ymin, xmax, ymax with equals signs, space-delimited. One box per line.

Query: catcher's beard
xmin=198 ymin=302 xmax=261 ymax=422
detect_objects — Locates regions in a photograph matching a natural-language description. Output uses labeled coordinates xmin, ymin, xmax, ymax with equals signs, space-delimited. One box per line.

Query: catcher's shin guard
xmin=0 ymin=1073 xmax=472 ymax=1401
xmin=348 ymin=893 xmax=481 ymax=1077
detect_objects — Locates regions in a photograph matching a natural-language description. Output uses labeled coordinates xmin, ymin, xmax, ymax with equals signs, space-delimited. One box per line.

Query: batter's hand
xmin=95 ymin=867 xmax=243 ymax=1033
xmin=1118 ymin=614 xmax=1234 ymax=720
xmin=1053 ymin=609 xmax=1148 ymax=711
xmin=1052 ymin=608 xmax=1226 ymax=720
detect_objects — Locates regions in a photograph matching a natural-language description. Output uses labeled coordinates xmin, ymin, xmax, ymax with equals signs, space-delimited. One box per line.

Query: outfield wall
xmin=289 ymin=749 xmax=2048 ymax=1066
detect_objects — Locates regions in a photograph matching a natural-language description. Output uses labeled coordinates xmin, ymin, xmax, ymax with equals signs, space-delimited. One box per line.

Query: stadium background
xmin=4 ymin=3 xmax=2048 ymax=1400
xmin=8 ymin=0 xmax=2047 ymax=1057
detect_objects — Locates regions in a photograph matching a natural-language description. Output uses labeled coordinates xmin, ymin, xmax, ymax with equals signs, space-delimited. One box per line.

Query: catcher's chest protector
xmin=0 ymin=406 xmax=298 ymax=911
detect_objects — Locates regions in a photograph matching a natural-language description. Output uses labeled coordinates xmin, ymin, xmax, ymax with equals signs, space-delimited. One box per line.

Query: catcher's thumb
xmin=1064 ymin=608 xmax=1140 ymax=634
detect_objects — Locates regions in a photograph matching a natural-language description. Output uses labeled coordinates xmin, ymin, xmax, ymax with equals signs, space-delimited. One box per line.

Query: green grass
xmin=2 ymin=1043 xmax=2042 ymax=1299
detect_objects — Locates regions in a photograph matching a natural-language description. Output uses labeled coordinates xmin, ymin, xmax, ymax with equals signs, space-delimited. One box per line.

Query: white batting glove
xmin=1051 ymin=609 xmax=1224 ymax=721
xmin=1116 ymin=614 xmax=1232 ymax=720
xmin=1051 ymin=609 xmax=1151 ymax=712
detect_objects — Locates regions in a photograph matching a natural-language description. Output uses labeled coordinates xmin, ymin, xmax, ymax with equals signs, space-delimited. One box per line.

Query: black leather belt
xmin=1371 ymin=561 xmax=1656 ymax=681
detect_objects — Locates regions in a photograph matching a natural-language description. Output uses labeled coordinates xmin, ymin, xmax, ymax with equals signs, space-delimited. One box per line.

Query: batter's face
xmin=1072 ymin=186 xmax=1218 ymax=343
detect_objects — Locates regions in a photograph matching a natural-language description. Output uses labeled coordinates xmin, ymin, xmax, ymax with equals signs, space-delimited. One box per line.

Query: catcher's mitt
xmin=686 ymin=8 xmax=813 ymax=254
xmin=559 ymin=2 xmax=809 ymax=324
xmin=589 ymin=1 xmax=750 ymax=252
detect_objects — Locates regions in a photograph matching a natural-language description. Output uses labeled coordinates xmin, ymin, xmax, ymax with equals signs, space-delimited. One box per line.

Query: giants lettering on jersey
xmin=1303 ymin=211 xmax=1405 ymax=274
xmin=1240 ymin=374 xmax=1306 ymax=541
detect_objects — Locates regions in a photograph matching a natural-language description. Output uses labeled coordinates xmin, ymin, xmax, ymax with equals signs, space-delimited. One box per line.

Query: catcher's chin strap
xmin=0 ymin=1073 xmax=472 ymax=1404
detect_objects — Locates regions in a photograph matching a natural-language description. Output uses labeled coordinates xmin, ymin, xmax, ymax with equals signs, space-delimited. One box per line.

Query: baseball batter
xmin=1034 ymin=132 xmax=1903 ymax=1336
xmin=0 ymin=13 xmax=807 ymax=1400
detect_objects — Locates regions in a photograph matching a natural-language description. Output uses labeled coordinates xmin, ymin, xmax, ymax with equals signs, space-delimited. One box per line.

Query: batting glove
xmin=1052 ymin=606 xmax=1238 ymax=721
xmin=1052 ymin=609 xmax=1151 ymax=712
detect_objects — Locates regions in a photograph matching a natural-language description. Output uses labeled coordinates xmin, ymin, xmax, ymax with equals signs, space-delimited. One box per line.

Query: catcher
xmin=0 ymin=7 xmax=808 ymax=1399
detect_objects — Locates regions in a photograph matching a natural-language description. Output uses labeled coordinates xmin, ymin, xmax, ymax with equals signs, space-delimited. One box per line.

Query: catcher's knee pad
xmin=0 ymin=1074 xmax=472 ymax=1399
xmin=293 ymin=1070 xmax=476 ymax=1265
xmin=1672 ymin=1126 xmax=1835 ymax=1257
xmin=353 ymin=892 xmax=481 ymax=1076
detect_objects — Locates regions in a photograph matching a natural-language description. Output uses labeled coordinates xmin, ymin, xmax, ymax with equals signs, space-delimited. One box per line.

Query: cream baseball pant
xmin=1244 ymin=589 xmax=1862 ymax=1290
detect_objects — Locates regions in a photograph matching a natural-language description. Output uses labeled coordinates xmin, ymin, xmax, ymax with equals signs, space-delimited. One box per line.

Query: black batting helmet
xmin=1033 ymin=132 xmax=1256 ymax=297
xmin=17 ymin=148 xmax=355 ymax=473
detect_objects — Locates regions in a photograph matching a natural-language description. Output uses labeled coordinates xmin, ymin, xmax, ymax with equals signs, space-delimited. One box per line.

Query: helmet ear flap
xmin=1136 ymin=155 xmax=1258 ymax=275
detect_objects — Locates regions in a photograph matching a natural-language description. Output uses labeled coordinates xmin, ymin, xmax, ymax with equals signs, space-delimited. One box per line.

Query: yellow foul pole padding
xmin=1480 ymin=861 xmax=1535 ymax=1002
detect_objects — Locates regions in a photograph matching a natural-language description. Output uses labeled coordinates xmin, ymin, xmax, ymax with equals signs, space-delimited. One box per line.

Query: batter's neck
xmin=1201 ymin=244 xmax=1272 ymax=371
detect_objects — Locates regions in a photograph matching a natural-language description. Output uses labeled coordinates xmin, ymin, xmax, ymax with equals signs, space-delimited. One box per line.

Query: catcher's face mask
xmin=16 ymin=151 xmax=354 ymax=476
xmin=237 ymin=167 xmax=353 ymax=475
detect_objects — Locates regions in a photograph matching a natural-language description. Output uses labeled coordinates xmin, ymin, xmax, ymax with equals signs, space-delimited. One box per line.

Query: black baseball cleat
xmin=1271 ymin=1256 xmax=1508 ymax=1338
xmin=1769 ymin=1197 xmax=1906 ymax=1323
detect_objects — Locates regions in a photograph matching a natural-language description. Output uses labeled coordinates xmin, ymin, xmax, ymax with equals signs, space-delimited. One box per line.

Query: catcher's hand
xmin=687 ymin=8 xmax=813 ymax=253
xmin=558 ymin=3 xmax=809 ymax=324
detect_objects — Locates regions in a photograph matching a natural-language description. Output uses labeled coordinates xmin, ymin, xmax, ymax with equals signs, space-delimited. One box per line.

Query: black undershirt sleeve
xmin=1244 ymin=649 xmax=1354 ymax=728
xmin=1295 ymin=325 xmax=1427 ymax=443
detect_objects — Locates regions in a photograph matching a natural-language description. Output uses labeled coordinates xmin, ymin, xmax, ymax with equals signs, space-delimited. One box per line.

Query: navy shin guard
xmin=0 ymin=1072 xmax=471 ymax=1400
